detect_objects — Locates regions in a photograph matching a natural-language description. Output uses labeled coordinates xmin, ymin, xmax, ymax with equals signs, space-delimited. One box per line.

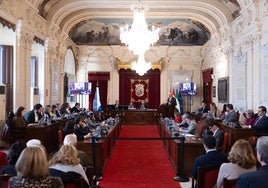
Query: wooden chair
xmin=64 ymin=177 xmax=85 ymax=188
xmin=221 ymin=132 xmax=230 ymax=154
xmin=0 ymin=174 xmax=14 ymax=188
xmin=57 ymin=129 xmax=64 ymax=145
xmin=223 ymin=177 xmax=237 ymax=188
xmin=197 ymin=121 xmax=204 ymax=137
xmin=192 ymin=165 xmax=220 ymax=188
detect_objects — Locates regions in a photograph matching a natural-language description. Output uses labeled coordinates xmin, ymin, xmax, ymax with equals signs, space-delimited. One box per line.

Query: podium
xmin=159 ymin=104 xmax=175 ymax=118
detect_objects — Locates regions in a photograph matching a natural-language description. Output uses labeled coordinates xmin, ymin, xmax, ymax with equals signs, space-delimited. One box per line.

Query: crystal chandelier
xmin=131 ymin=53 xmax=151 ymax=76
xmin=120 ymin=2 xmax=159 ymax=56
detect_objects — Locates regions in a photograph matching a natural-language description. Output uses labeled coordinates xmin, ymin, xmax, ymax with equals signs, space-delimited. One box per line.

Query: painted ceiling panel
xmin=69 ymin=18 xmax=210 ymax=46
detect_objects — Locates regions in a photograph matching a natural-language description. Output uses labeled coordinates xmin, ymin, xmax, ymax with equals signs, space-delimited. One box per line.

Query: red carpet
xmin=99 ymin=125 xmax=181 ymax=188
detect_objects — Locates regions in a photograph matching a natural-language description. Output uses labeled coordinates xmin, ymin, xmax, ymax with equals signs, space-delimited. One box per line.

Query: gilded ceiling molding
xmin=43 ymin=0 xmax=234 ymax=36
xmin=116 ymin=58 xmax=162 ymax=71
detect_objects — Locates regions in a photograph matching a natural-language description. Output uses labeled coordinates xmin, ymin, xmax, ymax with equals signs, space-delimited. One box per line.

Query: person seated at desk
xmin=128 ymin=102 xmax=136 ymax=110
xmin=74 ymin=117 xmax=91 ymax=141
xmin=210 ymin=102 xmax=218 ymax=118
xmin=208 ymin=120 xmax=224 ymax=151
xmin=174 ymin=111 xmax=182 ymax=123
xmin=179 ymin=114 xmax=199 ymax=137
xmin=196 ymin=101 xmax=209 ymax=115
xmin=139 ymin=100 xmax=148 ymax=110
xmin=54 ymin=103 xmax=62 ymax=118
xmin=242 ymin=109 xmax=256 ymax=127
xmin=71 ymin=102 xmax=81 ymax=114
xmin=219 ymin=104 xmax=227 ymax=120
xmin=192 ymin=135 xmax=228 ymax=183
xmin=242 ymin=106 xmax=268 ymax=134
xmin=60 ymin=102 xmax=71 ymax=117
xmin=223 ymin=104 xmax=238 ymax=125
xmin=44 ymin=104 xmax=54 ymax=121
xmin=24 ymin=103 xmax=43 ymax=124
xmin=11 ymin=106 xmax=27 ymax=132
xmin=114 ymin=100 xmax=120 ymax=110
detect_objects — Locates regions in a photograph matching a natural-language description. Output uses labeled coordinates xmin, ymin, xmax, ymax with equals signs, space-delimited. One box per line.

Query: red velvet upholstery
xmin=221 ymin=132 xmax=230 ymax=154
xmin=0 ymin=174 xmax=13 ymax=188
xmin=197 ymin=166 xmax=220 ymax=188
xmin=0 ymin=152 xmax=8 ymax=166
xmin=57 ymin=129 xmax=64 ymax=145
xmin=223 ymin=178 xmax=237 ymax=188
xmin=64 ymin=177 xmax=85 ymax=188
xmin=197 ymin=121 xmax=204 ymax=137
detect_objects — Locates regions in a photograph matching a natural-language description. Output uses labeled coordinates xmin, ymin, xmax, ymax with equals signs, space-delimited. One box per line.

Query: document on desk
xmin=185 ymin=133 xmax=195 ymax=137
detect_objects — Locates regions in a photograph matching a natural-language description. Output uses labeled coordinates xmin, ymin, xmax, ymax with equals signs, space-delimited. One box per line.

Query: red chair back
xmin=57 ymin=129 xmax=64 ymax=145
xmin=0 ymin=174 xmax=13 ymax=188
xmin=223 ymin=178 xmax=237 ymax=188
xmin=0 ymin=151 xmax=8 ymax=166
xmin=64 ymin=177 xmax=85 ymax=188
xmin=221 ymin=132 xmax=230 ymax=154
xmin=197 ymin=166 xmax=220 ymax=188
xmin=197 ymin=121 xmax=204 ymax=137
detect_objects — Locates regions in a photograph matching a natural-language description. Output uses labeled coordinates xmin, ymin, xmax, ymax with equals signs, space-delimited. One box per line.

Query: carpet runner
xmin=99 ymin=125 xmax=181 ymax=188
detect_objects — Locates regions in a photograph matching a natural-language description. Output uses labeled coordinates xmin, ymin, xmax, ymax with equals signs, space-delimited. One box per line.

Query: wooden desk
xmin=76 ymin=123 xmax=121 ymax=176
xmin=25 ymin=123 xmax=60 ymax=153
xmin=159 ymin=104 xmax=175 ymax=118
xmin=158 ymin=123 xmax=204 ymax=177
xmin=122 ymin=110 xmax=158 ymax=124
xmin=105 ymin=109 xmax=159 ymax=125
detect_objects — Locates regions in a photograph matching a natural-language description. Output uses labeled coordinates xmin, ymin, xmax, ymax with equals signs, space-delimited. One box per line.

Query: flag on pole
xmin=171 ymin=87 xmax=181 ymax=113
xmin=176 ymin=88 xmax=183 ymax=114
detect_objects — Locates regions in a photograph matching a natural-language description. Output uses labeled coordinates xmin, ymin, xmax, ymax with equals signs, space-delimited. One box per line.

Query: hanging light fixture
xmin=120 ymin=1 xmax=159 ymax=76
xmin=131 ymin=53 xmax=151 ymax=76
xmin=120 ymin=1 xmax=160 ymax=56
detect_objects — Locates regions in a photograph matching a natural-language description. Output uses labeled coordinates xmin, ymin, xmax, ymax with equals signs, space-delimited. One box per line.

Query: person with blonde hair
xmin=63 ymin=134 xmax=91 ymax=167
xmin=216 ymin=139 xmax=256 ymax=188
xmin=49 ymin=144 xmax=89 ymax=186
xmin=8 ymin=145 xmax=63 ymax=188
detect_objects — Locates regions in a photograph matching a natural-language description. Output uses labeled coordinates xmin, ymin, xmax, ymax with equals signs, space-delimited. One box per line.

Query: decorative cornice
xmin=0 ymin=16 xmax=15 ymax=31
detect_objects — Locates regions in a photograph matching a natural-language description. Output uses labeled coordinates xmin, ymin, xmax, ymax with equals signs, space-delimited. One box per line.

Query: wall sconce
xmin=211 ymin=74 xmax=216 ymax=80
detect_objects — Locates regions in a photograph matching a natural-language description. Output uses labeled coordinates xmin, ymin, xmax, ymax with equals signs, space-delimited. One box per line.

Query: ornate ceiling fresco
xmin=69 ymin=18 xmax=210 ymax=46
xmin=34 ymin=0 xmax=242 ymax=46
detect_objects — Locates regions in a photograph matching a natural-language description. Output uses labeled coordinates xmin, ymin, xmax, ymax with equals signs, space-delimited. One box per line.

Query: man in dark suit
xmin=223 ymin=103 xmax=238 ymax=125
xmin=139 ymin=100 xmax=148 ymax=110
xmin=208 ymin=120 xmax=224 ymax=151
xmin=252 ymin=106 xmax=268 ymax=133
xmin=197 ymin=101 xmax=209 ymax=114
xmin=237 ymin=136 xmax=268 ymax=188
xmin=192 ymin=135 xmax=228 ymax=180
xmin=114 ymin=100 xmax=120 ymax=110
xmin=242 ymin=106 xmax=268 ymax=133
xmin=24 ymin=103 xmax=43 ymax=124
xmin=167 ymin=93 xmax=177 ymax=107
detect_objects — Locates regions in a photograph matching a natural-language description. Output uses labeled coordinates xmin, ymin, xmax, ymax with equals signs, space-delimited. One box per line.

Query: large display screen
xmin=69 ymin=82 xmax=92 ymax=95
xmin=179 ymin=82 xmax=197 ymax=96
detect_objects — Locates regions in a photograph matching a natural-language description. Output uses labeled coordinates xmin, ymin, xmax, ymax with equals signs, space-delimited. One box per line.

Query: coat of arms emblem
xmin=135 ymin=83 xmax=144 ymax=97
